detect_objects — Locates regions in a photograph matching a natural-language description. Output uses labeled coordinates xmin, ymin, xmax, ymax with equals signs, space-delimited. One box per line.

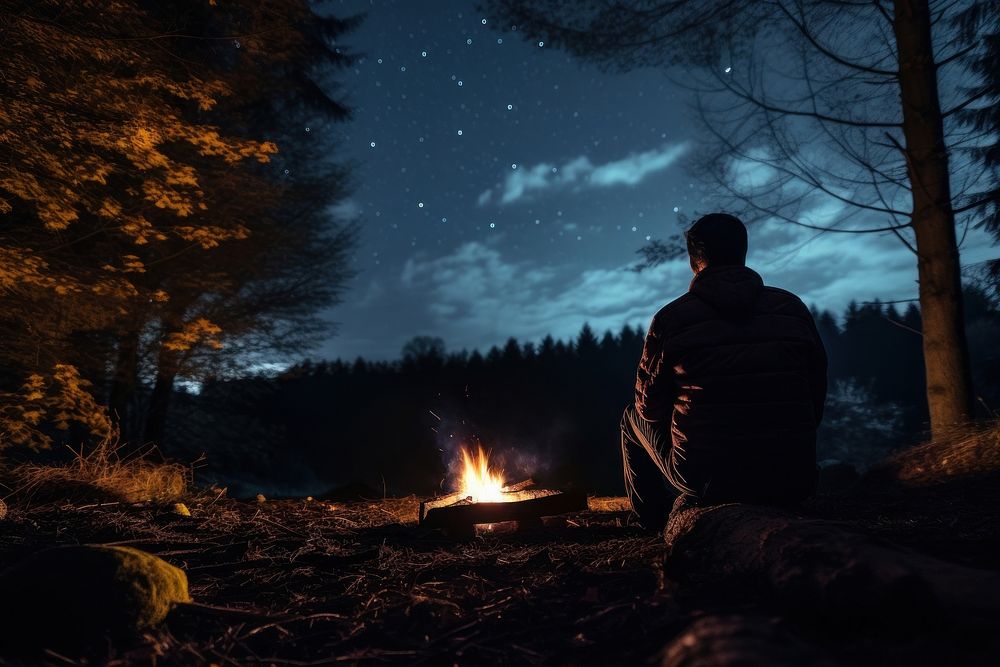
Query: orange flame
xmin=458 ymin=445 xmax=505 ymax=503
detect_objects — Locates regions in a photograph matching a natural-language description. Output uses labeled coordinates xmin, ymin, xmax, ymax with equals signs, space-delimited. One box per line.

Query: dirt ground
xmin=0 ymin=476 xmax=998 ymax=666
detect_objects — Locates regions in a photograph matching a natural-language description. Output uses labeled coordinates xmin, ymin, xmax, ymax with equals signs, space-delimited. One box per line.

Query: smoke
xmin=428 ymin=402 xmax=569 ymax=492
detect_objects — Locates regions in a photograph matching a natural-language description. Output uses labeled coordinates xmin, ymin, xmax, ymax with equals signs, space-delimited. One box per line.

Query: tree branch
xmin=775 ymin=1 xmax=898 ymax=77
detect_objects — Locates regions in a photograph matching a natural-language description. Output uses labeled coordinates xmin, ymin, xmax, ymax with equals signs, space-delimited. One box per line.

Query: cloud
xmin=589 ymin=143 xmax=689 ymax=186
xmin=480 ymin=142 xmax=690 ymax=206
xmin=400 ymin=242 xmax=692 ymax=349
xmin=397 ymin=218 xmax=998 ymax=356
xmin=329 ymin=198 xmax=363 ymax=221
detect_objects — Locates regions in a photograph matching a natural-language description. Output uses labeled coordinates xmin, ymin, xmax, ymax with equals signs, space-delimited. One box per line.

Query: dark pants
xmin=621 ymin=404 xmax=815 ymax=530
xmin=620 ymin=404 xmax=693 ymax=531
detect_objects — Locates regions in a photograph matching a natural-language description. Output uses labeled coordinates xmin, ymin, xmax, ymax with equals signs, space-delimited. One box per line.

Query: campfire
xmin=419 ymin=445 xmax=587 ymax=538
xmin=457 ymin=446 xmax=506 ymax=503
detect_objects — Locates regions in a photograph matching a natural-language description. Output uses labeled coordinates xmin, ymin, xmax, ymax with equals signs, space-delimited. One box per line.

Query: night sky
xmin=317 ymin=0 xmax=995 ymax=361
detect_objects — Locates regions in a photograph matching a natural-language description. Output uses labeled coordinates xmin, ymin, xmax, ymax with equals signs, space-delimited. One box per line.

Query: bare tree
xmin=485 ymin=0 xmax=996 ymax=437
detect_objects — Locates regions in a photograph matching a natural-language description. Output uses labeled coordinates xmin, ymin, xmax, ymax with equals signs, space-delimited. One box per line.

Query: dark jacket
xmin=635 ymin=265 xmax=827 ymax=504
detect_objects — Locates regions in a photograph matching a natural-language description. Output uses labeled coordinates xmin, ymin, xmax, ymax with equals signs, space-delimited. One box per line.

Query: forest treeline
xmin=163 ymin=288 xmax=1000 ymax=498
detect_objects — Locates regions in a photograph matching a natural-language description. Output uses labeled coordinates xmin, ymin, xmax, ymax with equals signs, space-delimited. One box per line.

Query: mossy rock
xmin=0 ymin=544 xmax=190 ymax=650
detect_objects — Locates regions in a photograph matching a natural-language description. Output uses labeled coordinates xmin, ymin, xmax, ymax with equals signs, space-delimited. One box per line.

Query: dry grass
xmin=874 ymin=421 xmax=1000 ymax=486
xmin=5 ymin=438 xmax=189 ymax=506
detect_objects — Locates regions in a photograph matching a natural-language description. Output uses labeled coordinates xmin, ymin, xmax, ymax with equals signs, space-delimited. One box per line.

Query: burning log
xmin=420 ymin=488 xmax=587 ymax=539
xmin=420 ymin=446 xmax=585 ymax=538
xmin=502 ymin=478 xmax=536 ymax=493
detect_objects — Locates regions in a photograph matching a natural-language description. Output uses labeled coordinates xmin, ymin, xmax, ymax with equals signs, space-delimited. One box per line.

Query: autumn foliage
xmin=0 ymin=1 xmax=357 ymax=450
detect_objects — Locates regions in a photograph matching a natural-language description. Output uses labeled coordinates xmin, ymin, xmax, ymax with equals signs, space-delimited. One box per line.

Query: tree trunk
xmin=107 ymin=328 xmax=140 ymax=438
xmin=893 ymin=0 xmax=975 ymax=437
xmin=143 ymin=343 xmax=179 ymax=447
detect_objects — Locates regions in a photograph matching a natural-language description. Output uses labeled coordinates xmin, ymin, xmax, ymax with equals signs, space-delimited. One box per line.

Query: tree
xmin=129 ymin=1 xmax=361 ymax=445
xmin=576 ymin=323 xmax=600 ymax=358
xmin=0 ymin=1 xmax=360 ymax=450
xmin=402 ymin=336 xmax=447 ymax=366
xmin=0 ymin=1 xmax=277 ymax=449
xmin=484 ymin=0 xmax=992 ymax=437
xmin=956 ymin=5 xmax=1000 ymax=301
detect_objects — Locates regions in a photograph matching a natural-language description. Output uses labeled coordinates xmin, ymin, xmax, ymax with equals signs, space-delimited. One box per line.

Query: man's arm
xmin=635 ymin=318 xmax=674 ymax=422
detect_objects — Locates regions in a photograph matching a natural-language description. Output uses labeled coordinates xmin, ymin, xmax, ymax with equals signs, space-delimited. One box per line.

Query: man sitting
xmin=621 ymin=213 xmax=827 ymax=530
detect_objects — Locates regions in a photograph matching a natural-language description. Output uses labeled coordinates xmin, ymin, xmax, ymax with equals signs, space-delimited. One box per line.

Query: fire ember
xmin=419 ymin=445 xmax=587 ymax=539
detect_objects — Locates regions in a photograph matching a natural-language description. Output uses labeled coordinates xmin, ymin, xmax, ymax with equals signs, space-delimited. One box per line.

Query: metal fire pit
xmin=419 ymin=485 xmax=587 ymax=539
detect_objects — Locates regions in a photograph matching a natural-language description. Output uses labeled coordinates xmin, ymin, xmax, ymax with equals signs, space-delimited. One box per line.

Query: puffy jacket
xmin=635 ymin=265 xmax=827 ymax=504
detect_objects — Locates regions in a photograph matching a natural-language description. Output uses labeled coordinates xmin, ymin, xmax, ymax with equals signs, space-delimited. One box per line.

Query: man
xmin=621 ymin=213 xmax=827 ymax=530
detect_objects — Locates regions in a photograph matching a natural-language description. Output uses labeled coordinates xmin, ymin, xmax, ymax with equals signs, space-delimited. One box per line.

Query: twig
xmin=237 ymin=612 xmax=348 ymax=641
xmin=257 ymin=515 xmax=307 ymax=538
xmin=74 ymin=501 xmax=121 ymax=510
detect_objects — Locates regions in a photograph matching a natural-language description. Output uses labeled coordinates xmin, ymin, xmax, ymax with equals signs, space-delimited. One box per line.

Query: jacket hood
xmin=689 ymin=265 xmax=764 ymax=316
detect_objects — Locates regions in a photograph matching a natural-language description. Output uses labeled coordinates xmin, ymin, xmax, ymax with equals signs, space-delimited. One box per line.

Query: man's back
xmin=635 ymin=264 xmax=827 ymax=505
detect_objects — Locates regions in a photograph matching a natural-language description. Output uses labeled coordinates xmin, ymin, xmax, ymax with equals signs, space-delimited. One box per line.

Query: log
xmin=663 ymin=503 xmax=1000 ymax=633
xmin=502 ymin=478 xmax=536 ymax=493
xmin=420 ymin=489 xmax=587 ymax=539
xmin=661 ymin=614 xmax=835 ymax=667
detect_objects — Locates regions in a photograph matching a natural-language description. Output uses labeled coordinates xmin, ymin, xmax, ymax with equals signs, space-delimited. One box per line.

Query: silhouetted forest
xmin=159 ymin=287 xmax=1000 ymax=498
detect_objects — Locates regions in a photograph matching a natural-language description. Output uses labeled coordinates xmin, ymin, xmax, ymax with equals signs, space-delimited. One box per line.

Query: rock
xmin=0 ymin=544 xmax=190 ymax=650
xmin=662 ymin=614 xmax=836 ymax=667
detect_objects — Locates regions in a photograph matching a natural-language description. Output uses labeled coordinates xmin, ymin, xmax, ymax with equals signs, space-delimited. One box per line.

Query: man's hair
xmin=685 ymin=213 xmax=748 ymax=267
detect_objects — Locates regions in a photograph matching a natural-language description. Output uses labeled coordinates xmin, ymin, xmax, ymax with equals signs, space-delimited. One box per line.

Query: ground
xmin=1 ymin=467 xmax=999 ymax=666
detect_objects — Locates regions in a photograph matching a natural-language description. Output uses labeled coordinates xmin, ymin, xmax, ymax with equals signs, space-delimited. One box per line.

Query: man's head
xmin=685 ymin=213 xmax=748 ymax=274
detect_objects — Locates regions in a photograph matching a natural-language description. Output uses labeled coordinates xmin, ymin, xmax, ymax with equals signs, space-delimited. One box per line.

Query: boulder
xmin=0 ymin=544 xmax=190 ymax=650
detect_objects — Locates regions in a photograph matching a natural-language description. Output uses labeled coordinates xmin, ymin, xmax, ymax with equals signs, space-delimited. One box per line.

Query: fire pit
xmin=419 ymin=446 xmax=587 ymax=539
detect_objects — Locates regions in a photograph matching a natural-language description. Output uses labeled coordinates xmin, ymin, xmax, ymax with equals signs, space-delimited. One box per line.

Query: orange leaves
xmin=98 ymin=198 xmax=122 ymax=219
xmin=163 ymin=318 xmax=224 ymax=352
xmin=174 ymin=224 xmax=250 ymax=249
xmin=186 ymin=128 xmax=279 ymax=164
xmin=102 ymin=256 xmax=146 ymax=274
xmin=116 ymin=125 xmax=172 ymax=171
xmin=1 ymin=3 xmax=279 ymax=238
xmin=121 ymin=215 xmax=169 ymax=245
xmin=142 ymin=181 xmax=201 ymax=217
xmin=0 ymin=247 xmax=71 ymax=293
xmin=0 ymin=365 xmax=112 ymax=451
xmin=0 ymin=0 xmax=337 ymax=450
